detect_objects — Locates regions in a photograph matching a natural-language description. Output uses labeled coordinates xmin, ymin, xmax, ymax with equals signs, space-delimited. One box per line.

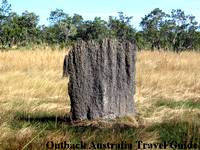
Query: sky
xmin=8 ymin=0 xmax=200 ymax=30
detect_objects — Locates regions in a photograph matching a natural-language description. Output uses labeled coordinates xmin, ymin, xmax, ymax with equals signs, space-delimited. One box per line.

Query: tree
xmin=169 ymin=9 xmax=199 ymax=51
xmin=1 ymin=12 xmax=20 ymax=47
xmin=183 ymin=15 xmax=199 ymax=50
xmin=140 ymin=8 xmax=200 ymax=51
xmin=75 ymin=17 xmax=109 ymax=41
xmin=0 ymin=6 xmax=40 ymax=48
xmin=108 ymin=12 xmax=136 ymax=42
xmin=140 ymin=8 xmax=167 ymax=50
xmin=135 ymin=31 xmax=146 ymax=50
xmin=72 ymin=13 xmax=83 ymax=27
xmin=0 ymin=0 xmax=11 ymax=48
xmin=48 ymin=9 xmax=68 ymax=24
xmin=159 ymin=19 xmax=175 ymax=50
xmin=47 ymin=9 xmax=77 ymax=45
xmin=19 ymin=11 xmax=39 ymax=45
xmin=0 ymin=0 xmax=11 ymax=21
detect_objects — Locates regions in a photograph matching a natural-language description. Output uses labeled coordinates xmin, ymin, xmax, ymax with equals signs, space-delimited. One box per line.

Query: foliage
xmin=140 ymin=8 xmax=200 ymax=51
xmin=0 ymin=1 xmax=200 ymax=51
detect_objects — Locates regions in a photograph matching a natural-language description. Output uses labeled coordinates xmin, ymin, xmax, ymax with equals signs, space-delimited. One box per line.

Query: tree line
xmin=1 ymin=0 xmax=200 ymax=51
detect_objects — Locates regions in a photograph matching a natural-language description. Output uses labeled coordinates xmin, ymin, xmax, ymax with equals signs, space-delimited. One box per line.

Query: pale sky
xmin=8 ymin=0 xmax=200 ymax=30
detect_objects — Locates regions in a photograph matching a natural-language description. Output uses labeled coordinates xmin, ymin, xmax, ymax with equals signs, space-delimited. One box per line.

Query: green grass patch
xmin=67 ymin=123 xmax=140 ymax=144
xmin=7 ymin=111 xmax=200 ymax=150
xmin=8 ymin=112 xmax=141 ymax=149
xmin=146 ymin=121 xmax=200 ymax=144
xmin=9 ymin=111 xmax=71 ymax=131
xmin=155 ymin=99 xmax=200 ymax=109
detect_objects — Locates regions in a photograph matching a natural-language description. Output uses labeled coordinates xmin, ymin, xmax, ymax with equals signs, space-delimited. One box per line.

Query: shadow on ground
xmin=14 ymin=112 xmax=72 ymax=124
xmin=12 ymin=112 xmax=140 ymax=130
xmin=4 ymin=111 xmax=200 ymax=150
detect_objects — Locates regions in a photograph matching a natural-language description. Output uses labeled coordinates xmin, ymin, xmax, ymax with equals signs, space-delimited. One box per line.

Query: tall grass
xmin=0 ymin=49 xmax=199 ymax=149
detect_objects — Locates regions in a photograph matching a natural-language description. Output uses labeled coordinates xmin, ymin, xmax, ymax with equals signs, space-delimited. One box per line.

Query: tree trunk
xmin=63 ymin=39 xmax=136 ymax=120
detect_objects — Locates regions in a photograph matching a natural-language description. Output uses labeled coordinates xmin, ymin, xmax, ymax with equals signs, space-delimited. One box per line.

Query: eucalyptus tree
xmin=168 ymin=9 xmax=199 ymax=51
xmin=0 ymin=0 xmax=11 ymax=48
xmin=47 ymin=9 xmax=77 ymax=45
xmin=108 ymin=12 xmax=136 ymax=42
xmin=140 ymin=8 xmax=167 ymax=50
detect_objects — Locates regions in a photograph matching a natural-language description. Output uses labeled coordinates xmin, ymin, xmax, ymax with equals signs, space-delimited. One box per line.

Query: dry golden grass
xmin=0 ymin=48 xmax=200 ymax=149
xmin=136 ymin=51 xmax=200 ymax=121
xmin=136 ymin=50 xmax=200 ymax=100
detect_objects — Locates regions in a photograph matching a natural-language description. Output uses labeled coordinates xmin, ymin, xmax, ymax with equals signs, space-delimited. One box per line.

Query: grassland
xmin=0 ymin=48 xmax=200 ymax=150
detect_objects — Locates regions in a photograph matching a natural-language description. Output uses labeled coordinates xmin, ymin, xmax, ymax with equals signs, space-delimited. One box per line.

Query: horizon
xmin=6 ymin=0 xmax=200 ymax=30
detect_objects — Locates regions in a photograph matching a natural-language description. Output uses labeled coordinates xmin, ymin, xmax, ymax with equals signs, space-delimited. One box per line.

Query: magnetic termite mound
xmin=63 ymin=39 xmax=136 ymax=120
